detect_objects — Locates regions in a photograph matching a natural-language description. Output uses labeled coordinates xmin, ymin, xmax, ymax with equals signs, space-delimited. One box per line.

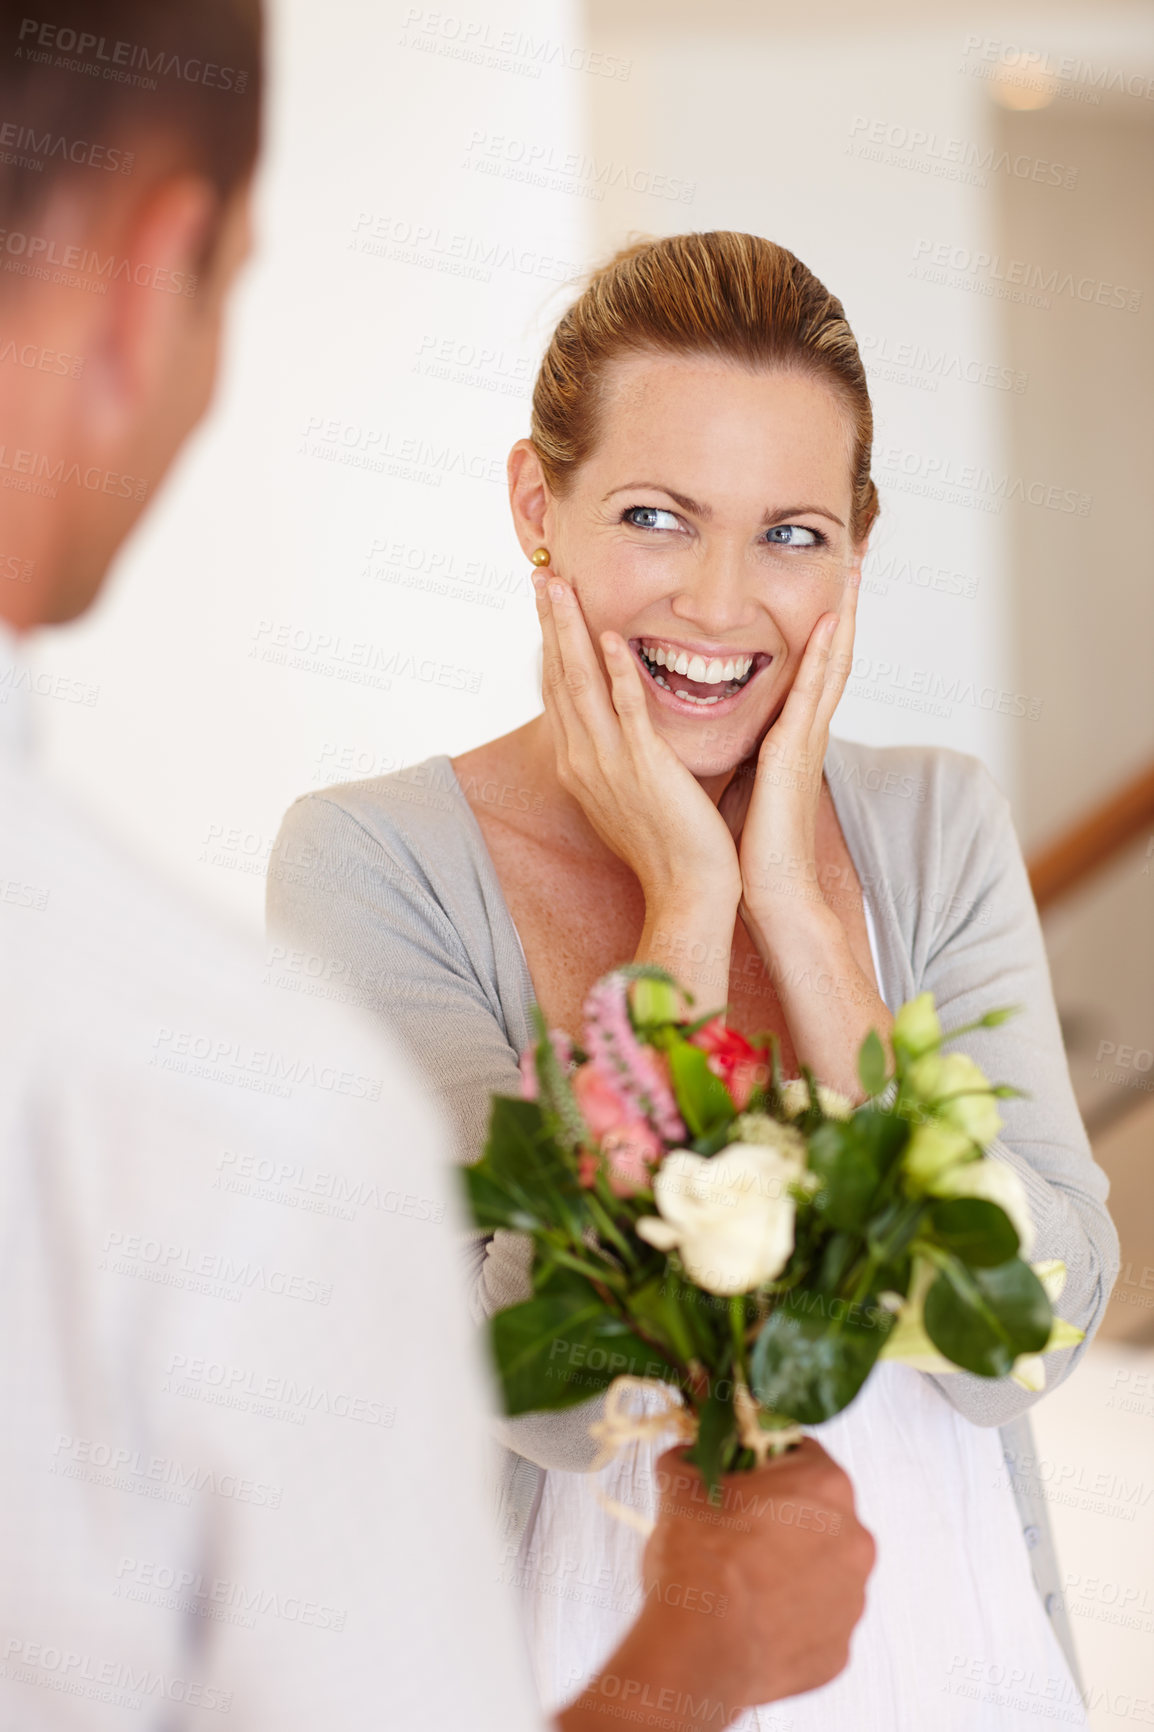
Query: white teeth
xmin=637 ymin=640 xmax=760 ymax=692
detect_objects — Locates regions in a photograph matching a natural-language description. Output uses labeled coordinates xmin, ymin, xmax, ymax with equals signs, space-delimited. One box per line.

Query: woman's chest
xmin=472 ymin=796 xmax=876 ymax=1061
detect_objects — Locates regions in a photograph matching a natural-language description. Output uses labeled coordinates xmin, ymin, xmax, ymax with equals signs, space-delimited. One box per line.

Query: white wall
xmin=28 ymin=0 xmax=590 ymax=932
xmin=581 ymin=3 xmax=1154 ymax=818
xmin=581 ymin=17 xmax=1023 ymax=785
xmin=27 ymin=2 xmax=1154 ymax=928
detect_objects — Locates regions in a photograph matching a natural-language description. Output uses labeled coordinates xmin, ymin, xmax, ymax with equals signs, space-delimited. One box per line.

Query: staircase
xmin=1028 ymin=761 xmax=1154 ymax=1344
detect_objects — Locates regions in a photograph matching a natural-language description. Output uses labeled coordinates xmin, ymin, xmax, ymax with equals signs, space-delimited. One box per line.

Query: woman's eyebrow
xmin=603 ymin=486 xmax=846 ymax=531
xmin=604 ymin=482 xmax=710 ymax=517
xmin=764 ymin=504 xmax=846 ymax=529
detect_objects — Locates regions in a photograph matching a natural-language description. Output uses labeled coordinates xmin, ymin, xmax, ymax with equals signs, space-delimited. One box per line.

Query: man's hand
xmin=558 ymin=1438 xmax=874 ymax=1731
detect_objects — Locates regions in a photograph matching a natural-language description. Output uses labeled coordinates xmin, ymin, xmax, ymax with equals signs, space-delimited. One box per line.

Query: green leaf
xmin=463 ymin=1165 xmax=539 ymax=1234
xmin=817 ymin=1230 xmax=860 ymax=1294
xmin=667 ymin=1039 xmax=736 ymax=1138
xmin=491 ymin=1268 xmax=674 ymax=1414
xmin=466 ymin=1096 xmax=588 ymax=1238
xmin=688 ymin=1380 xmax=738 ymax=1501
xmin=750 ymin=1289 xmax=892 ymax=1424
xmin=808 ymin=1122 xmax=880 ymax=1231
xmin=866 ymin=1196 xmax=926 ymax=1266
xmin=922 ymin=1256 xmax=1051 ymax=1378
xmin=926 ymin=1198 xmax=1020 ymax=1267
xmin=857 ymin=1028 xmax=889 ymax=1098
xmin=628 ymin=1274 xmax=702 ymax=1366
xmin=853 ymin=1107 xmax=912 ymax=1180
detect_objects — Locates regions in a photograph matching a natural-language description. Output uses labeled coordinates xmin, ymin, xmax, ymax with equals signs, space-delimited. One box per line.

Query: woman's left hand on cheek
xmin=731 ymin=567 xmax=859 ymax=939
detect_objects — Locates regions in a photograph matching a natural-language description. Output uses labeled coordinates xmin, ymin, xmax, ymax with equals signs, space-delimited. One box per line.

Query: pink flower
xmin=689 ymin=1018 xmax=769 ymax=1113
xmin=572 ymin=1060 xmax=635 ymax=1138
xmin=601 ymin=1120 xmax=664 ymax=1197
xmin=581 ymin=972 xmax=686 ymax=1143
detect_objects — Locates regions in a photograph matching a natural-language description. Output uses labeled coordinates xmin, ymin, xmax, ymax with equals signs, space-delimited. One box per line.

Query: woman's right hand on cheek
xmin=535 ymin=573 xmax=742 ymax=919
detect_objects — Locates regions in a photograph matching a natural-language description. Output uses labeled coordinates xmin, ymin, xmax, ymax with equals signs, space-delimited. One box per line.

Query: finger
xmin=534 ymin=575 xmax=606 ymax=766
xmin=534 ymin=575 xmax=579 ymax=752
xmin=815 ymin=567 xmax=860 ymax=732
xmin=542 ymin=578 xmax=619 ymax=756
xmin=760 ymin=611 xmax=838 ymax=776
xmin=793 ymin=610 xmax=840 ymax=712
xmin=600 ymin=630 xmax=659 ymax=746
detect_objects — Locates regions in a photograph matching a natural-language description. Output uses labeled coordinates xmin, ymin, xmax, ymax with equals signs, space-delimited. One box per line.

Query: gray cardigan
xmin=267 ymin=734 xmax=1118 ymax=1688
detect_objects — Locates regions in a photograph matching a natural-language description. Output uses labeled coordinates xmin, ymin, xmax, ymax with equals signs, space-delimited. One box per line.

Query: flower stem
xmin=586 ymin=1184 xmax=639 ymax=1269
xmin=729 ymin=1295 xmax=748 ymax=1382
xmin=548 ymin=1246 xmax=627 ymax=1292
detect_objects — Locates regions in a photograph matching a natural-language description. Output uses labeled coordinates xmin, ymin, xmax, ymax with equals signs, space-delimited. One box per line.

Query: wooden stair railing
xmin=1027 ymin=760 xmax=1154 ymax=911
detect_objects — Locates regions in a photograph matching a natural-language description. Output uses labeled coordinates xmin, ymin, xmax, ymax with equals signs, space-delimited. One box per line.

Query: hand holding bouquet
xmin=464 ymin=969 xmax=1081 ymax=1492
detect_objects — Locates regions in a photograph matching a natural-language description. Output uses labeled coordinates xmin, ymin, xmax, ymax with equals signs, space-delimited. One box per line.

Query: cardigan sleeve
xmin=915 ymin=753 xmax=1119 ymax=1427
xmin=266 ymin=791 xmax=606 ymax=1472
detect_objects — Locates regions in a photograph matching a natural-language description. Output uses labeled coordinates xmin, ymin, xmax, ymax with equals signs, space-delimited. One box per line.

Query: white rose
xmin=637 ymin=1138 xmax=805 ymax=1296
xmin=904 ymin=1121 xmax=976 ymax=1189
xmin=892 ymin=992 xmax=942 ymax=1059
xmin=778 ymin=1080 xmax=855 ymax=1121
xmin=929 ymin=1156 xmax=1035 ymax=1258
xmin=907 ymin=1051 xmax=1002 ymax=1146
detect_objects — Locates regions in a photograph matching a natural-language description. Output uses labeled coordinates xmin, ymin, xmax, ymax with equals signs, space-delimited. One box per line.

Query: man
xmin=0 ymin=3 xmax=875 ymax=1725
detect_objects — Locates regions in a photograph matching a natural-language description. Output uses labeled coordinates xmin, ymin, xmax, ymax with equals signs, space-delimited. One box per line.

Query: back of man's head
xmin=0 ymin=0 xmax=265 ymax=630
xmin=1 ymin=1 xmax=263 ymax=234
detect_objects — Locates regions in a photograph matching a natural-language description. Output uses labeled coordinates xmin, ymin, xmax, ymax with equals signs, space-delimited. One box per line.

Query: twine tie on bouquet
xmin=733 ymin=1379 xmax=803 ymax=1466
xmin=587 ymin=1376 xmax=697 ymax=1536
xmin=586 ymin=1375 xmax=802 ymax=1535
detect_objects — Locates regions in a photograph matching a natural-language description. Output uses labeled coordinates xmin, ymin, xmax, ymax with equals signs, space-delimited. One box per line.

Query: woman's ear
xmin=508 ymin=439 xmax=552 ymax=559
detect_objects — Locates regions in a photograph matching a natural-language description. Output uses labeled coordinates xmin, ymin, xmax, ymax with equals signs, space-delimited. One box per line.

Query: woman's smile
xmin=628 ymin=632 xmax=774 ymax=715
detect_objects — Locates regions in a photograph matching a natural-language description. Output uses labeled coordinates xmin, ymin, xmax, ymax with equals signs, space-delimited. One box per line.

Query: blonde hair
xmin=531 ymin=231 xmax=879 ymax=543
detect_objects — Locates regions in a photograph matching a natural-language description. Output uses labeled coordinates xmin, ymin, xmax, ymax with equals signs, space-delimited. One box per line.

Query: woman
xmin=268 ymin=233 xmax=1117 ymax=1728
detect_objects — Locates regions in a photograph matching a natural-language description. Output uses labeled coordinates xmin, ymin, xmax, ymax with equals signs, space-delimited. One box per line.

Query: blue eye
xmin=622 ymin=505 xmax=681 ymax=531
xmin=766 ymin=524 xmax=825 ymax=548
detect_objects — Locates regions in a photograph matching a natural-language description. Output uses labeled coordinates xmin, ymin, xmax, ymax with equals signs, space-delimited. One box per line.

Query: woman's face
xmin=513 ymin=351 xmax=866 ymax=782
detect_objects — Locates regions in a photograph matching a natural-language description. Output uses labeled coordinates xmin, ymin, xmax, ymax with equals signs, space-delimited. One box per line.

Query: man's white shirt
xmin=0 ymin=623 xmax=543 ymax=1729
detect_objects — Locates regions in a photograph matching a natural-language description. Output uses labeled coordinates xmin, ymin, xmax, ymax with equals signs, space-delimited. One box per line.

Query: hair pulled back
xmin=531 ymin=231 xmax=879 ymax=544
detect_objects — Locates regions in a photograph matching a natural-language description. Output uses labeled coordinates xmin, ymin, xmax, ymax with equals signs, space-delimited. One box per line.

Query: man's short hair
xmin=0 ymin=0 xmax=263 ymax=229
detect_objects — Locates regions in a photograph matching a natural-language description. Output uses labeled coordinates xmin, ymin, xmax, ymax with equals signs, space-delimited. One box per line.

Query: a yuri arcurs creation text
xmin=464 ymin=970 xmax=1081 ymax=1492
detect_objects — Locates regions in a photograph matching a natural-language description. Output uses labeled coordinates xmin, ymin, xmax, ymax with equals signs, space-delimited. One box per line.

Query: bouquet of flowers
xmin=464 ymin=968 xmax=1081 ymax=1492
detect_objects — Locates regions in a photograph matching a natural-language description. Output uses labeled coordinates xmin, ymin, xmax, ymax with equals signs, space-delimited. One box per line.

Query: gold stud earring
xmin=530 ymin=547 xmax=551 ymax=568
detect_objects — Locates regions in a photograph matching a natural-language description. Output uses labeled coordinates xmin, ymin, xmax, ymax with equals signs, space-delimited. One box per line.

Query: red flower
xmin=688 ymin=1017 xmax=769 ymax=1112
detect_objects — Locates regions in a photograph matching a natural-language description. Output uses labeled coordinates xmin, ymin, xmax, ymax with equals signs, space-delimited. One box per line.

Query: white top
xmin=516 ymin=899 xmax=1087 ymax=1731
xmin=0 ymin=623 xmax=544 ymax=1731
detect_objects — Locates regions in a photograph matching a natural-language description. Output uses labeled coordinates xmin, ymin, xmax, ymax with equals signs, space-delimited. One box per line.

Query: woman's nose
xmin=666 ymin=547 xmax=760 ymax=638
